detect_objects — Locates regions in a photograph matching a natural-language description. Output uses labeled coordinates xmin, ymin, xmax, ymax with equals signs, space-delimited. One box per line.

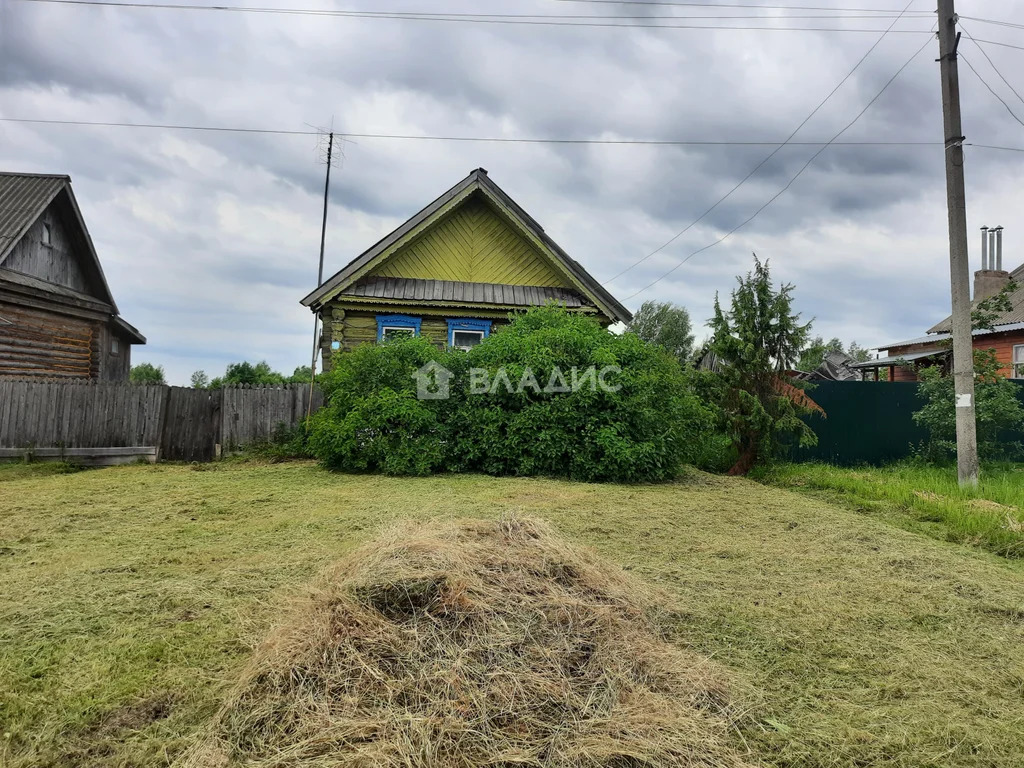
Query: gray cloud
xmin=2 ymin=0 xmax=1023 ymax=383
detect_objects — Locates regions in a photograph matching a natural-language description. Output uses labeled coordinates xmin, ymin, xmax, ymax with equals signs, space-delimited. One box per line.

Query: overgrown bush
xmin=308 ymin=306 xmax=717 ymax=482
xmin=913 ymin=348 xmax=1024 ymax=463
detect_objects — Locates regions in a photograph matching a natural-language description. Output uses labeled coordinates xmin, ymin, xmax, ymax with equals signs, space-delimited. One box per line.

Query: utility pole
xmin=936 ymin=0 xmax=979 ymax=487
xmin=307 ymin=131 xmax=333 ymax=422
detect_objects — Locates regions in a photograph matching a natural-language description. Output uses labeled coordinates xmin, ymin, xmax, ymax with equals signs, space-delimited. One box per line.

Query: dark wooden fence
xmin=791 ymin=380 xmax=1024 ymax=465
xmin=0 ymin=380 xmax=323 ymax=463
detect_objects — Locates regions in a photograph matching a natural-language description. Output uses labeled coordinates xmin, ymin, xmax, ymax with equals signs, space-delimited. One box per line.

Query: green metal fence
xmin=790 ymin=380 xmax=1024 ymax=466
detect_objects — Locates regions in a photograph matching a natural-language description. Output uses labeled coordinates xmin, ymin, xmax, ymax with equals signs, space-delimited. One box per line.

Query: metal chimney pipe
xmin=995 ymin=226 xmax=1004 ymax=271
xmin=981 ymin=226 xmax=989 ymax=270
xmin=989 ymin=228 xmax=998 ymax=270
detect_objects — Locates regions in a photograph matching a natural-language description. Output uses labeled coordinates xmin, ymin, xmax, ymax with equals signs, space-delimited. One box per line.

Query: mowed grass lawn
xmin=757 ymin=462 xmax=1024 ymax=558
xmin=2 ymin=461 xmax=1023 ymax=768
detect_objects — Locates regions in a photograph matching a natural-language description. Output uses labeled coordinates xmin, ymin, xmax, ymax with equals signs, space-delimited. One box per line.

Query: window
xmin=41 ymin=222 xmax=52 ymax=246
xmin=376 ymin=314 xmax=422 ymax=341
xmin=452 ymin=330 xmax=484 ymax=350
xmin=382 ymin=327 xmax=415 ymax=341
xmin=1013 ymin=344 xmax=1024 ymax=379
xmin=110 ymin=338 xmax=120 ymax=356
xmin=446 ymin=318 xmax=492 ymax=350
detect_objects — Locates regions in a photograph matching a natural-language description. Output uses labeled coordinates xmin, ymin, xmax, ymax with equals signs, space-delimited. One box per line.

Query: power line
xmin=960 ymin=15 xmax=1024 ymax=32
xmin=12 ymin=0 xmax=938 ymax=32
xmin=2 ymin=0 xmax=941 ymax=21
xmin=621 ymin=32 xmax=934 ymax=301
xmin=0 ymin=117 xmax=949 ymax=145
xmin=970 ymin=38 xmax=1024 ymax=53
xmin=553 ymin=0 xmax=928 ymax=11
xmin=8 ymin=116 xmax=1021 ymax=151
xmin=966 ymin=143 xmax=1024 ymax=152
xmin=603 ymin=0 xmax=918 ymax=285
xmin=959 ymin=52 xmax=1024 ymax=130
xmin=959 ymin=24 xmax=1024 ymax=108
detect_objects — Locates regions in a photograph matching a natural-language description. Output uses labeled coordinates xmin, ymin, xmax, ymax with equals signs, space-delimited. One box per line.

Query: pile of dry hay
xmin=180 ymin=517 xmax=754 ymax=768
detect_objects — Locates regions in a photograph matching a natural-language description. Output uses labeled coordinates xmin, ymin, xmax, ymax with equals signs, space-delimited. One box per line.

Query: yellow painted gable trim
xmin=372 ymin=198 xmax=566 ymax=287
xmin=315 ymin=178 xmax=617 ymax=322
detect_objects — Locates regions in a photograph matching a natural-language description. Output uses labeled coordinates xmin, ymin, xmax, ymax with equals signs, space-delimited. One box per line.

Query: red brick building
xmin=855 ymin=226 xmax=1024 ymax=382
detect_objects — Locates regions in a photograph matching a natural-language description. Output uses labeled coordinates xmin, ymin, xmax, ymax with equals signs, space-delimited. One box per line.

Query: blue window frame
xmin=376 ymin=314 xmax=422 ymax=341
xmin=447 ymin=318 xmax=492 ymax=350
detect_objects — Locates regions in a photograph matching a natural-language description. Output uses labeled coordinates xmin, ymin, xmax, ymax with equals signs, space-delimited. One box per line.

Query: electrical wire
xmin=0 ymin=117 xmax=949 ymax=144
xmin=970 ymin=38 xmax=1024 ymax=53
xmin=621 ymin=32 xmax=934 ymax=301
xmin=603 ymin=0 xmax=918 ymax=285
xmin=959 ymin=23 xmax=1024 ymax=108
xmin=959 ymin=52 xmax=1024 ymax=130
xmin=960 ymin=15 xmax=1024 ymax=32
xmin=6 ymin=118 xmax=1020 ymax=151
xmin=553 ymin=0 xmax=928 ymax=11
xmin=11 ymin=0 xmax=938 ymax=32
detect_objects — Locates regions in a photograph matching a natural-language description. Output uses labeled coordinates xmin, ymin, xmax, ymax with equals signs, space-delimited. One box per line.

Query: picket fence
xmin=0 ymin=379 xmax=322 ymax=464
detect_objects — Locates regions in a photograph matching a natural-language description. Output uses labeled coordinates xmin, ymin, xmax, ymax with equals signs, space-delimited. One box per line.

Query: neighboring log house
xmin=854 ymin=226 xmax=1024 ymax=382
xmin=302 ymin=168 xmax=632 ymax=370
xmin=0 ymin=172 xmax=144 ymax=380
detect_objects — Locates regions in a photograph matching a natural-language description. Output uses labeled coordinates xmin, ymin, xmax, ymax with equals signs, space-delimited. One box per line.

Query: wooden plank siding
xmin=374 ymin=198 xmax=566 ymax=287
xmin=978 ymin=330 xmax=1024 ymax=379
xmin=0 ymin=381 xmax=324 ymax=461
xmin=3 ymin=207 xmax=96 ymax=295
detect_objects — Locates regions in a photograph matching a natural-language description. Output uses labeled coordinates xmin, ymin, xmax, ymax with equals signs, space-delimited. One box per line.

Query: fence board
xmin=792 ymin=380 xmax=1024 ymax=465
xmin=0 ymin=380 xmax=322 ymax=461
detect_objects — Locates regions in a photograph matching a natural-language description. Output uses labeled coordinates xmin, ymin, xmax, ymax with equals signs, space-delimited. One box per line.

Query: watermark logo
xmin=413 ymin=360 xmax=454 ymax=400
xmin=413 ymin=364 xmax=621 ymax=400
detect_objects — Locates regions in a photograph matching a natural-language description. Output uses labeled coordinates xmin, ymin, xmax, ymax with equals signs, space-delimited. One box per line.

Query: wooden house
xmin=0 ymin=172 xmax=144 ymax=380
xmin=855 ymin=226 xmax=1024 ymax=381
xmin=302 ymin=168 xmax=631 ymax=369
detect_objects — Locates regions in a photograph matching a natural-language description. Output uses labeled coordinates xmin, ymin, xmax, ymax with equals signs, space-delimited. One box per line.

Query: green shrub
xmin=307 ymin=306 xmax=718 ymax=482
xmin=913 ymin=348 xmax=1024 ymax=463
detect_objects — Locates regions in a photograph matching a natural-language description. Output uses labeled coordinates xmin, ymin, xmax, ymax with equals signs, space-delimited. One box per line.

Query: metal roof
xmin=302 ymin=169 xmax=632 ymax=324
xmin=850 ymin=348 xmax=949 ymax=368
xmin=879 ymin=320 xmax=1024 ymax=351
xmin=342 ymin=276 xmax=588 ymax=308
xmin=0 ymin=173 xmax=69 ymax=259
xmin=927 ymin=261 xmax=1024 ymax=333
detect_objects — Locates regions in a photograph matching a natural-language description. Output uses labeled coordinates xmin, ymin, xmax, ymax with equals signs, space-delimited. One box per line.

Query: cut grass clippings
xmin=181 ymin=516 xmax=752 ymax=767
xmin=755 ymin=462 xmax=1024 ymax=558
xmin=2 ymin=460 xmax=1024 ymax=767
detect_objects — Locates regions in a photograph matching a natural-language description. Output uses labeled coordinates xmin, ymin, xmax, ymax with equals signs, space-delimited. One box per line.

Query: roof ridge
xmin=0 ymin=171 xmax=71 ymax=180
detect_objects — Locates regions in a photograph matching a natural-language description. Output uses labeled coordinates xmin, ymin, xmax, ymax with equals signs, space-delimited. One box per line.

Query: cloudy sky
xmin=2 ymin=0 xmax=1023 ymax=383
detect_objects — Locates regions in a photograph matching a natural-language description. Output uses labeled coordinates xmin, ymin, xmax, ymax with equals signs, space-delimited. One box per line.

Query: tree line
xmin=128 ymin=361 xmax=312 ymax=387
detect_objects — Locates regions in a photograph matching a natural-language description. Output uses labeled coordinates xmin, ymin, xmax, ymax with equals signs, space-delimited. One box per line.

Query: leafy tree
xmin=190 ymin=370 xmax=210 ymax=389
xmin=913 ymin=279 xmax=1023 ymax=462
xmin=913 ymin=348 xmax=1024 ymax=462
xmin=797 ymin=336 xmax=843 ymax=372
xmin=708 ymin=255 xmax=816 ymax=475
xmin=972 ymin=280 xmax=1018 ymax=331
xmin=625 ymin=300 xmax=695 ymax=364
xmin=798 ymin=337 xmax=871 ymax=371
xmin=288 ymin=366 xmax=313 ymax=384
xmin=209 ymin=361 xmax=286 ymax=388
xmin=129 ymin=362 xmax=166 ymax=385
xmin=846 ymin=342 xmax=872 ymax=364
